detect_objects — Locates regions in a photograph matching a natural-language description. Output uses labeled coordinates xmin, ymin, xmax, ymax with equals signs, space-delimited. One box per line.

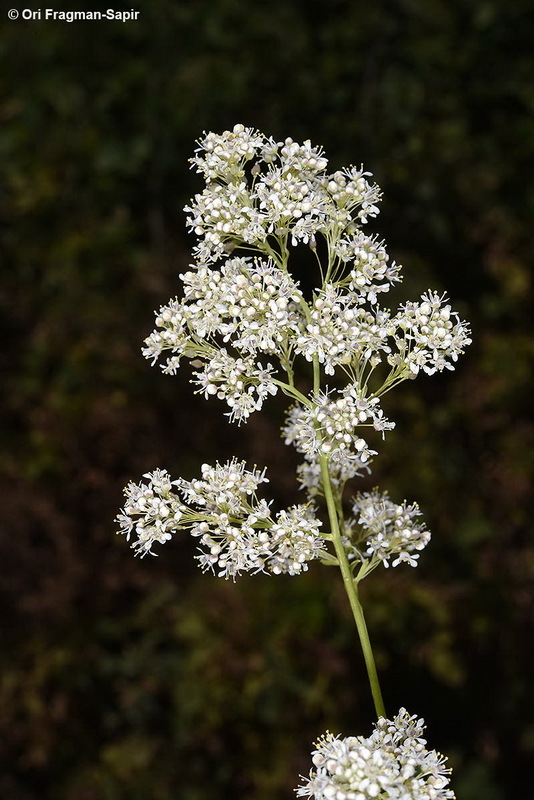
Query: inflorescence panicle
xmin=122 ymin=123 xmax=470 ymax=579
xmin=116 ymin=125 xmax=469 ymax=796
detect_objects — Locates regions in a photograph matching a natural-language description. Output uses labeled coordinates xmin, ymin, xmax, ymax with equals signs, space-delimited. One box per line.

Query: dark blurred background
xmin=1 ymin=1 xmax=533 ymax=798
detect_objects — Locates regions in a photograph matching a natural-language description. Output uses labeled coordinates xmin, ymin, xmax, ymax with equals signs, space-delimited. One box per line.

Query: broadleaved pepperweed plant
xmin=116 ymin=124 xmax=471 ymax=799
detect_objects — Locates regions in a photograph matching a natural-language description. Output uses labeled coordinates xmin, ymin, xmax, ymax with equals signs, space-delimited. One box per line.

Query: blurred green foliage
xmin=1 ymin=0 xmax=533 ymax=798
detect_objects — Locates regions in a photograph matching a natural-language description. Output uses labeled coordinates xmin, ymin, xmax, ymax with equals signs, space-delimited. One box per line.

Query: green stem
xmin=319 ymin=454 xmax=386 ymax=719
xmin=312 ymin=354 xmax=321 ymax=396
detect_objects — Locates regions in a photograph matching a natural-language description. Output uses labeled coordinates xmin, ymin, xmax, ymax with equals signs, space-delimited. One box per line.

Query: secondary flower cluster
xmin=185 ymin=123 xmax=381 ymax=262
xmin=282 ymin=386 xmax=395 ymax=492
xmin=394 ymin=291 xmax=470 ymax=376
xmin=294 ymin=284 xmax=396 ymax=376
xmin=347 ymin=489 xmax=431 ymax=569
xmin=115 ymin=460 xmax=323 ymax=578
xmin=115 ymin=468 xmax=186 ymax=557
xmin=297 ymin=708 xmax=455 ymax=800
xmin=334 ymin=231 xmax=402 ymax=304
xmin=141 ymin=255 xmax=304 ymax=421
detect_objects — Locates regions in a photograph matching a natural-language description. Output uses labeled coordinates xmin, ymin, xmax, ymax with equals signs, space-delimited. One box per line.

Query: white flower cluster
xmin=177 ymin=459 xmax=274 ymax=577
xmin=141 ymin=125 xmax=471 ymax=430
xmin=115 ymin=469 xmax=187 ymax=557
xmin=348 ymin=489 xmax=431 ymax=568
xmin=297 ymin=708 xmax=454 ymax=800
xmin=295 ymin=285 xmax=395 ymax=375
xmin=290 ymin=283 xmax=470 ymax=386
xmin=176 ymin=458 xmax=268 ymax=512
xmin=179 ymin=257 xmax=304 ymax=353
xmin=393 ymin=291 xmax=471 ymax=376
xmin=191 ymin=348 xmax=278 ymax=423
xmin=268 ymin=506 xmax=325 ymax=576
xmin=116 ymin=460 xmax=323 ymax=577
xmin=185 ymin=124 xmax=381 ymax=262
xmin=335 ymin=231 xmax=402 ymax=304
xmin=283 ymin=387 xmax=394 ymax=471
xmin=142 ymin=255 xmax=306 ymax=421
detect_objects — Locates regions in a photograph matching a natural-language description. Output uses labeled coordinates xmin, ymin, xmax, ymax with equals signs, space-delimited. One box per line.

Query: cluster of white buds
xmin=347 ymin=489 xmax=431 ymax=568
xmin=116 ymin=460 xmax=323 ymax=578
xmin=297 ymin=708 xmax=455 ymax=800
xmin=142 ymin=254 xmax=306 ymax=421
xmin=176 ymin=459 xmax=269 ymax=513
xmin=176 ymin=257 xmax=305 ymax=352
